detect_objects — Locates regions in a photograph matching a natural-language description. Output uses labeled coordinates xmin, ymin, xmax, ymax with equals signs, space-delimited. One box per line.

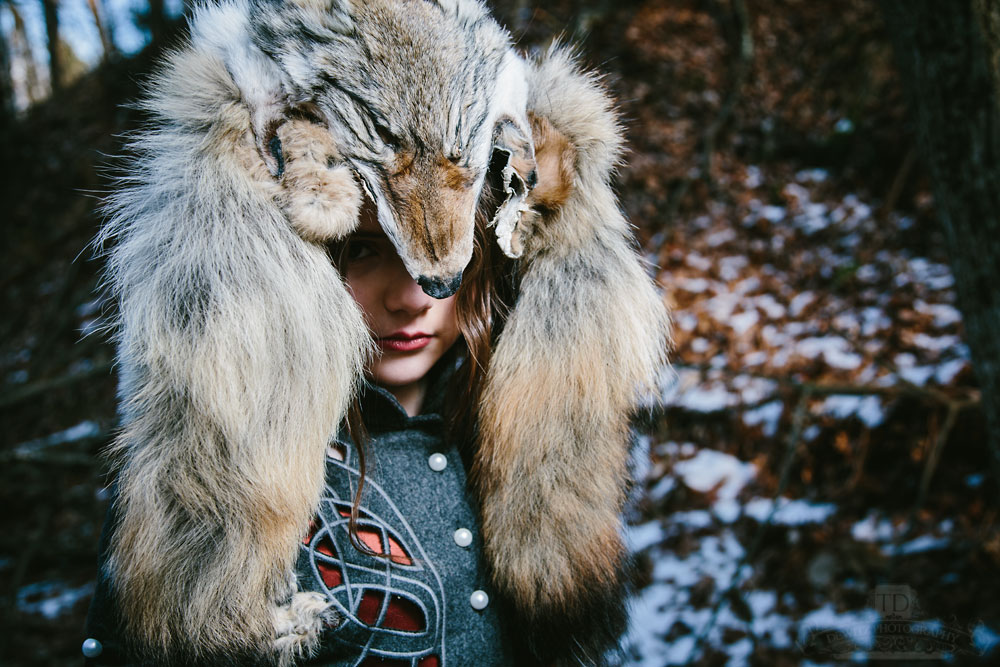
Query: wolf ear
xmin=474 ymin=47 xmax=671 ymax=664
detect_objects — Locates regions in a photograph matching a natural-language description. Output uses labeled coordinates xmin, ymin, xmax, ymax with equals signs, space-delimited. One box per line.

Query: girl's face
xmin=341 ymin=201 xmax=461 ymax=413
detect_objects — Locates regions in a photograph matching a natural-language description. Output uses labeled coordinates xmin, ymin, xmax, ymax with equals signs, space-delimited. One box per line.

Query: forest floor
xmin=2 ymin=0 xmax=999 ymax=665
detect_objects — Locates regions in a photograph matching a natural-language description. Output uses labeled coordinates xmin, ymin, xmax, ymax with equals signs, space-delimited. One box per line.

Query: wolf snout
xmin=417 ymin=273 xmax=463 ymax=298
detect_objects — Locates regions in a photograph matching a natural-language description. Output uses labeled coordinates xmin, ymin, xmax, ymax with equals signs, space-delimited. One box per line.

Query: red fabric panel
xmin=317 ymin=561 xmax=343 ymax=588
xmin=357 ymin=590 xmax=425 ymax=632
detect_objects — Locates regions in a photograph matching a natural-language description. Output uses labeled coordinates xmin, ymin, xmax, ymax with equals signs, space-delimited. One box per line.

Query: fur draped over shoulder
xmin=96 ymin=0 xmax=669 ymax=664
xmin=473 ymin=46 xmax=671 ymax=665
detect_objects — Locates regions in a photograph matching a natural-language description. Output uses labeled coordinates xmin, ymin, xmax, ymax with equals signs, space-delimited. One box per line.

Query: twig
xmin=0 ymin=360 xmax=114 ymax=409
xmin=701 ymin=0 xmax=754 ymax=188
xmin=879 ymin=147 xmax=918 ymax=219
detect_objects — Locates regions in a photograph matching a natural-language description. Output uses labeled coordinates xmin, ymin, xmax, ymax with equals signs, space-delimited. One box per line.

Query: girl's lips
xmin=377 ymin=333 xmax=433 ymax=352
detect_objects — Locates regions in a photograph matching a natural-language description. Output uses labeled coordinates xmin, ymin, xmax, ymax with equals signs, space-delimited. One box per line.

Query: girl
xmin=82 ymin=1 xmax=669 ymax=665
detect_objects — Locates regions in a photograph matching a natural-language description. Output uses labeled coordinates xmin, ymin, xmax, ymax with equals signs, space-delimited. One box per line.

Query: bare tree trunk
xmin=148 ymin=0 xmax=166 ymax=45
xmin=0 ymin=3 xmax=14 ymax=121
xmin=881 ymin=0 xmax=1000 ymax=477
xmin=41 ymin=0 xmax=60 ymax=91
xmin=9 ymin=2 xmax=41 ymax=105
xmin=86 ymin=0 xmax=114 ymax=61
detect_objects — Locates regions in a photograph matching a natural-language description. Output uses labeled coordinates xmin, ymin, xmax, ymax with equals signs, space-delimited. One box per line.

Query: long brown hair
xmin=334 ymin=178 xmax=517 ymax=558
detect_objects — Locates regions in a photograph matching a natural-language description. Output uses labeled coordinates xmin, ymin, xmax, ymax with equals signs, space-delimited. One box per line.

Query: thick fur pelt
xmin=97 ymin=0 xmax=668 ymax=665
xmin=473 ymin=47 xmax=672 ymax=665
xmin=98 ymin=15 xmax=371 ymax=667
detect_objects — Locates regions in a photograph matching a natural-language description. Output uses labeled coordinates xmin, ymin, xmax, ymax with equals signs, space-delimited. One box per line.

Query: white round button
xmin=470 ymin=590 xmax=489 ymax=610
xmin=453 ymin=528 xmax=473 ymax=548
xmin=82 ymin=638 xmax=103 ymax=658
xmin=428 ymin=453 xmax=447 ymax=472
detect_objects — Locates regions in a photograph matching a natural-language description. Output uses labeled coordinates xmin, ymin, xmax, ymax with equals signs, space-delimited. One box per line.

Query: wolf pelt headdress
xmin=99 ymin=0 xmax=670 ymax=664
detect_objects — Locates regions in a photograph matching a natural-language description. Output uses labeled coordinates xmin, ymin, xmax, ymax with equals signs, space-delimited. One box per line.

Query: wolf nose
xmin=417 ymin=273 xmax=463 ymax=299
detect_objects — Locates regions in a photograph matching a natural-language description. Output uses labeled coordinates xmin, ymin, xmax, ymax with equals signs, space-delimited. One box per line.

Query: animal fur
xmin=98 ymin=0 xmax=668 ymax=664
xmin=474 ymin=47 xmax=671 ymax=665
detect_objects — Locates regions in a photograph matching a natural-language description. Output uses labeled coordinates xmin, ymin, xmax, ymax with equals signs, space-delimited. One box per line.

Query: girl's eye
xmin=344 ymin=240 xmax=377 ymax=263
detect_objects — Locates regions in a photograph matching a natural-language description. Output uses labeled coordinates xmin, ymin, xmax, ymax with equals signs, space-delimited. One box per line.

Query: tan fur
xmin=526 ymin=112 xmax=577 ymax=213
xmin=474 ymin=45 xmax=671 ymax=626
xmin=277 ymin=121 xmax=363 ymax=243
xmin=381 ymin=152 xmax=480 ymax=275
xmin=101 ymin=34 xmax=370 ymax=666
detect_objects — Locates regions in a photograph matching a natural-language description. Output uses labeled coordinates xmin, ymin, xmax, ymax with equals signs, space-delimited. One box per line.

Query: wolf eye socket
xmin=373 ymin=122 xmax=400 ymax=151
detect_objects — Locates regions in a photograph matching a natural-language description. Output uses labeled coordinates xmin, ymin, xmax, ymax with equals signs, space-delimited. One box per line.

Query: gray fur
xmin=98 ymin=1 xmax=669 ymax=664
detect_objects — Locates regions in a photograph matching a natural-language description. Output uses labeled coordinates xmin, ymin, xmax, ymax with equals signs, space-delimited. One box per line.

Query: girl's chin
xmin=369 ymin=355 xmax=437 ymax=389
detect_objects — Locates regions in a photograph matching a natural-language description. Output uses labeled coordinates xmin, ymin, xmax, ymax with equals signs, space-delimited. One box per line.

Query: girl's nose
xmin=383 ymin=261 xmax=433 ymax=315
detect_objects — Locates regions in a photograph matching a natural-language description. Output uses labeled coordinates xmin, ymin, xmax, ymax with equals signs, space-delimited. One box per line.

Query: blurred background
xmin=2 ymin=0 xmax=999 ymax=664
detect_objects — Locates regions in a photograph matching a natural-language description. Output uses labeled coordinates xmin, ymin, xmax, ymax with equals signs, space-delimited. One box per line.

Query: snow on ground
xmin=624 ymin=178 xmax=994 ymax=665
xmin=16 ymin=581 xmax=95 ymax=620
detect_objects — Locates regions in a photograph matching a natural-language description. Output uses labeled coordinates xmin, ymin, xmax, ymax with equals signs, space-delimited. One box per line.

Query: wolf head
xmin=192 ymin=0 xmax=534 ymax=297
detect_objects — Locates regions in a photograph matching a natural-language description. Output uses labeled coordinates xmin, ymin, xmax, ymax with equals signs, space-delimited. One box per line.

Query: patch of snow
xmin=733 ymin=276 xmax=760 ymax=294
xmin=860 ymin=307 xmax=890 ymax=336
xmin=672 ymin=449 xmax=757 ymax=500
xmin=745 ymin=165 xmax=763 ymax=188
xmin=796 ymin=168 xmax=829 ymax=183
xmin=704 ymin=292 xmax=743 ymax=323
xmin=719 ymin=255 xmax=749 ymax=281
xmin=888 ymin=535 xmax=951 ymax=556
xmin=906 ymin=258 xmax=955 ymax=290
xmin=789 ymin=292 xmax=816 ymax=317
xmin=855 ymin=264 xmax=880 ymax=283
xmin=669 ymin=382 xmax=735 ymax=412
xmin=742 ymin=351 xmax=768 ymax=367
xmin=744 ymin=497 xmax=837 ymax=525
xmin=744 ymin=400 xmax=784 ymax=437
xmin=748 ymin=591 xmax=795 ymax=648
xmin=649 ymin=476 xmax=676 ymax=502
xmin=713 ymin=499 xmax=742 ymax=523
xmin=17 ymin=580 xmax=95 ymax=619
xmin=754 ymin=294 xmax=786 ymax=319
xmin=690 ymin=338 xmax=710 ymax=354
xmin=705 ymin=229 xmax=736 ymax=247
xmin=675 ymin=312 xmax=698 ymax=332
xmin=671 ymin=510 xmax=715 ymax=530
xmin=627 ymin=521 xmax=665 ymax=553
xmin=796 ymin=202 xmax=833 ymax=235
xmin=973 ymin=623 xmax=1000 ymax=655
xmin=12 ymin=420 xmax=101 ymax=455
xmin=686 ymin=252 xmax=713 ymax=272
xmin=732 ymin=375 xmax=779 ymax=404
xmin=852 ymin=513 xmax=896 ymax=543
xmin=911 ymin=333 xmax=962 ymax=353
xmin=818 ymin=395 xmax=885 ymax=428
xmin=798 ymin=603 xmax=879 ymax=650
xmin=935 ymin=359 xmax=966 ymax=385
xmin=730 ymin=310 xmax=759 ymax=335
xmin=783 ymin=182 xmax=811 ymax=204
xmin=678 ymin=277 xmax=711 ymax=293
xmin=652 ymin=531 xmax=747 ymax=589
xmin=761 ymin=205 xmax=786 ymax=222
xmin=914 ymin=300 xmax=962 ymax=328
xmin=796 ymin=337 xmax=863 ymax=370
